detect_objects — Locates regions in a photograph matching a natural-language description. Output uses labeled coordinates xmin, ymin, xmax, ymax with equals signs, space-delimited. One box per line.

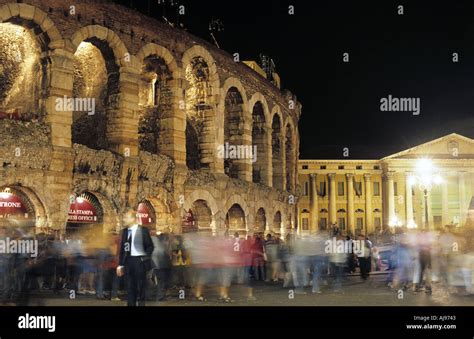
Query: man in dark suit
xmin=117 ymin=208 xmax=154 ymax=306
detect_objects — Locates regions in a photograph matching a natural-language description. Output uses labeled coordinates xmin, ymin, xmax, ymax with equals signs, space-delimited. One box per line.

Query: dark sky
xmin=115 ymin=0 xmax=474 ymax=159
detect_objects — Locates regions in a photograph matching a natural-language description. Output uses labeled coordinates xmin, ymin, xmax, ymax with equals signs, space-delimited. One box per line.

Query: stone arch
xmin=70 ymin=25 xmax=131 ymax=150
xmin=273 ymin=210 xmax=283 ymax=231
xmin=221 ymin=81 xmax=251 ymax=180
xmin=183 ymin=189 xmax=219 ymax=215
xmin=182 ymin=45 xmax=220 ymax=89
xmin=183 ymin=189 xmax=220 ymax=233
xmin=249 ymin=93 xmax=271 ymax=186
xmin=71 ymin=183 xmax=121 ymax=232
xmin=136 ymin=43 xmax=180 ymax=79
xmin=70 ymin=25 xmax=129 ymax=68
xmin=254 ymin=207 xmax=267 ymax=232
xmin=182 ymin=45 xmax=220 ymax=171
xmin=0 ymin=3 xmax=64 ymax=121
xmin=224 ymin=194 xmax=250 ymax=230
xmin=271 ymin=106 xmax=284 ymax=190
xmin=0 ymin=3 xmax=63 ymax=46
xmin=136 ymin=44 xmax=181 ymax=155
xmin=0 ymin=185 xmax=48 ymax=229
xmin=225 ymin=203 xmax=247 ymax=232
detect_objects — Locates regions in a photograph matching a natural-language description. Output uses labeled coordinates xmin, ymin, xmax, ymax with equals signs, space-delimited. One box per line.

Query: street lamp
xmin=408 ymin=158 xmax=443 ymax=230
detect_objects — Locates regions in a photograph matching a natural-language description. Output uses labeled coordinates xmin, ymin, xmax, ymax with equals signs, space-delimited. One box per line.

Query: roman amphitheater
xmin=0 ymin=0 xmax=301 ymax=236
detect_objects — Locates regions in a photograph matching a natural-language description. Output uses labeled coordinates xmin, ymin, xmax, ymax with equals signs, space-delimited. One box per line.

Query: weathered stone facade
xmin=0 ymin=0 xmax=301 ymax=235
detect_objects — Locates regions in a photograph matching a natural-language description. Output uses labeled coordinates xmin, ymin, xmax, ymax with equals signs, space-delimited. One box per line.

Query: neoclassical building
xmin=0 ymin=1 xmax=301 ymax=236
xmin=298 ymin=133 xmax=474 ymax=235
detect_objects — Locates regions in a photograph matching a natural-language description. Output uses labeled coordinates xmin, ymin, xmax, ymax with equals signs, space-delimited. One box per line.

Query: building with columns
xmin=298 ymin=133 xmax=474 ymax=235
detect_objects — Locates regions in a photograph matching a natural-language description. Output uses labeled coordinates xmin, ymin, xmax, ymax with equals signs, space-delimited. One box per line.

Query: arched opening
xmin=225 ymin=203 xmax=246 ymax=231
xmin=0 ymin=187 xmax=37 ymax=228
xmin=285 ymin=123 xmax=295 ymax=192
xmin=254 ymin=207 xmax=266 ymax=232
xmin=224 ymin=87 xmax=245 ymax=179
xmin=273 ymin=211 xmax=282 ymax=231
xmin=272 ymin=115 xmax=283 ymax=189
xmin=185 ymin=56 xmax=213 ymax=170
xmin=138 ymin=55 xmax=173 ymax=154
xmin=0 ymin=21 xmax=46 ymax=120
xmin=66 ymin=192 xmax=104 ymax=236
xmin=72 ymin=38 xmax=120 ymax=150
xmin=252 ymin=101 xmax=267 ymax=184
xmin=191 ymin=199 xmax=213 ymax=232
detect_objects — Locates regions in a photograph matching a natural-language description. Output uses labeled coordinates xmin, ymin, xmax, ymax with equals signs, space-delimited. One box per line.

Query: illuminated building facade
xmin=298 ymin=134 xmax=474 ymax=235
xmin=0 ymin=1 xmax=301 ymax=236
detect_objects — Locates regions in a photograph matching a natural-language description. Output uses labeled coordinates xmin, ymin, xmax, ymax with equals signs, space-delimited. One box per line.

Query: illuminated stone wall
xmin=0 ymin=0 xmax=302 ymax=235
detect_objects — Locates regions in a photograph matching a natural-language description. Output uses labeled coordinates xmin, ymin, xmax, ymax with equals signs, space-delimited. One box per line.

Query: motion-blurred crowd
xmin=1 ymin=224 xmax=473 ymax=305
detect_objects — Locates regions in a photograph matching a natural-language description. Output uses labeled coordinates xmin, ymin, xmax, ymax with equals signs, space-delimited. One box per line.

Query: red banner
xmin=67 ymin=197 xmax=98 ymax=223
xmin=0 ymin=191 xmax=29 ymax=219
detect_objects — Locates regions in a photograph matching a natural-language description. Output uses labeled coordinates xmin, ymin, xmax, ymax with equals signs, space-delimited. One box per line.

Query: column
xmin=458 ymin=172 xmax=466 ymax=226
xmin=441 ymin=176 xmax=449 ymax=227
xmin=364 ymin=174 xmax=373 ymax=234
xmin=385 ymin=172 xmax=395 ymax=225
xmin=405 ymin=172 xmax=414 ymax=226
xmin=346 ymin=173 xmax=355 ymax=235
xmin=328 ymin=173 xmax=337 ymax=225
xmin=309 ymin=174 xmax=319 ymax=232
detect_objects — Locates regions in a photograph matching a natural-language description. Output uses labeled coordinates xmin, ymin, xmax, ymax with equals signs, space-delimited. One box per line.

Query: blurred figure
xmin=264 ymin=234 xmax=281 ymax=282
xmin=329 ymin=234 xmax=347 ymax=293
xmin=251 ymin=233 xmax=265 ymax=281
xmin=171 ymin=235 xmax=188 ymax=290
xmin=415 ymin=230 xmax=432 ymax=294
xmin=117 ymin=208 xmax=154 ymax=307
xmin=151 ymin=232 xmax=171 ymax=301
xmin=186 ymin=233 xmax=215 ymax=301
xmin=357 ymin=234 xmax=372 ymax=281
xmin=308 ymin=233 xmax=328 ymax=294
xmin=241 ymin=234 xmax=256 ymax=301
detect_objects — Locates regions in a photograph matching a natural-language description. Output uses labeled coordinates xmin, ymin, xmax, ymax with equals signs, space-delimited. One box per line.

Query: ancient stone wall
xmin=0 ymin=0 xmax=301 ymax=235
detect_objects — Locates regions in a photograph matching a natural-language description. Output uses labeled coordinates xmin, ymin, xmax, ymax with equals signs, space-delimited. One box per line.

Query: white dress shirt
xmin=128 ymin=224 xmax=146 ymax=256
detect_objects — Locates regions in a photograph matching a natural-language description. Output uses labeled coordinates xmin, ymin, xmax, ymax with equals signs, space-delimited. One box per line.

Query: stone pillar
xmin=44 ymin=52 xmax=76 ymax=230
xmin=346 ymin=173 xmax=355 ymax=235
xmin=107 ymin=69 xmax=141 ymax=157
xmin=364 ymin=174 xmax=373 ymax=234
xmin=156 ymin=79 xmax=186 ymax=166
xmin=441 ymin=176 xmax=449 ymax=227
xmin=385 ymin=172 xmax=396 ymax=225
xmin=328 ymin=173 xmax=337 ymax=225
xmin=458 ymin=172 xmax=466 ymax=226
xmin=309 ymin=173 xmax=318 ymax=232
xmin=281 ymin=135 xmax=287 ymax=191
xmin=405 ymin=172 xmax=414 ymax=226
xmin=107 ymin=69 xmax=141 ymax=208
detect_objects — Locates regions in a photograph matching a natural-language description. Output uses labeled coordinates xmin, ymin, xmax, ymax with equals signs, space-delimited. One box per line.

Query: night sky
xmin=115 ymin=0 xmax=474 ymax=159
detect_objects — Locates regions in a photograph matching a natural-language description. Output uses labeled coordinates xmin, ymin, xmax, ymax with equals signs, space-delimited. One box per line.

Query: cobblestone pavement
xmin=18 ymin=273 xmax=474 ymax=307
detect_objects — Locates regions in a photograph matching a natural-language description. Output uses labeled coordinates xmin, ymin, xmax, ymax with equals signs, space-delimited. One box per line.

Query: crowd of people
xmin=1 ymin=222 xmax=473 ymax=305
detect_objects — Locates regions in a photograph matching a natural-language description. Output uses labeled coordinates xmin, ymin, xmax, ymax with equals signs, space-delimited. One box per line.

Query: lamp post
xmin=408 ymin=159 xmax=443 ymax=231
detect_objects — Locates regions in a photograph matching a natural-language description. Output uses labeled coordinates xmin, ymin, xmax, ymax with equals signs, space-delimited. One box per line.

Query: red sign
xmin=137 ymin=202 xmax=154 ymax=225
xmin=67 ymin=197 xmax=98 ymax=223
xmin=0 ymin=191 xmax=29 ymax=219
